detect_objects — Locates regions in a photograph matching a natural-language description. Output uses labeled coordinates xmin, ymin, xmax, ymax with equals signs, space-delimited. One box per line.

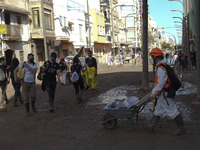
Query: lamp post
xmin=111 ymin=4 xmax=136 ymax=55
xmin=166 ymin=32 xmax=177 ymax=51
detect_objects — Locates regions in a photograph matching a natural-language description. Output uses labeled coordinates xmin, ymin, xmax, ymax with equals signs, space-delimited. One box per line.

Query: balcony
xmin=113 ymin=11 xmax=119 ymax=18
xmin=105 ymin=18 xmax=111 ymax=26
xmin=100 ymin=0 xmax=110 ymax=7
xmin=106 ymin=35 xmax=111 ymax=42
xmin=4 ymin=25 xmax=21 ymax=40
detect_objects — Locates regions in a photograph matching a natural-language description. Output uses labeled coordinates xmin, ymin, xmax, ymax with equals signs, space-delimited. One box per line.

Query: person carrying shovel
xmin=148 ymin=48 xmax=185 ymax=136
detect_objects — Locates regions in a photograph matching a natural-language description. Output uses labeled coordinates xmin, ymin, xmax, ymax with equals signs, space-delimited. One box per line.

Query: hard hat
xmin=150 ymin=48 xmax=163 ymax=57
xmin=60 ymin=56 xmax=65 ymax=60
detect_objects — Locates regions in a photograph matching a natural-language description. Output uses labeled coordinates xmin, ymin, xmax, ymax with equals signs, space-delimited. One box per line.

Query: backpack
xmin=158 ymin=64 xmax=181 ymax=91
xmin=17 ymin=67 xmax=25 ymax=80
xmin=70 ymin=66 xmax=79 ymax=83
xmin=0 ymin=68 xmax=6 ymax=81
xmin=37 ymin=66 xmax=46 ymax=81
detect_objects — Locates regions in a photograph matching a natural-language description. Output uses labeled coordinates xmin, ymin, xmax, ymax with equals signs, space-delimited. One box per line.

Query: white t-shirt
xmin=19 ymin=62 xmax=37 ymax=83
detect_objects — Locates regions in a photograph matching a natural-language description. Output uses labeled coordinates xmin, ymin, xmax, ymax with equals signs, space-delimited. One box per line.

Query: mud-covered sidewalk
xmin=0 ymin=64 xmax=200 ymax=150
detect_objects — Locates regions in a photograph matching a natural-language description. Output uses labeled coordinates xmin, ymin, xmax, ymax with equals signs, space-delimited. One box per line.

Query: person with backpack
xmin=148 ymin=48 xmax=185 ymax=136
xmin=9 ymin=58 xmax=23 ymax=107
xmin=59 ymin=56 xmax=69 ymax=85
xmin=41 ymin=52 xmax=61 ymax=112
xmin=71 ymin=56 xmax=84 ymax=104
xmin=14 ymin=54 xmax=37 ymax=116
xmin=0 ymin=57 xmax=9 ymax=107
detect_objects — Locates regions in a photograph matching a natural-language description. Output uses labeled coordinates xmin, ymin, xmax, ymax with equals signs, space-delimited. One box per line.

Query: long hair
xmin=73 ymin=56 xmax=79 ymax=64
xmin=11 ymin=58 xmax=19 ymax=69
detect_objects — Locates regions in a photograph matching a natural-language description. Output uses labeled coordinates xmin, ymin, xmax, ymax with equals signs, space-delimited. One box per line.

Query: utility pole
xmin=195 ymin=0 xmax=200 ymax=101
xmin=41 ymin=0 xmax=48 ymax=61
xmin=186 ymin=0 xmax=191 ymax=73
xmin=87 ymin=0 xmax=91 ymax=50
xmin=142 ymin=0 xmax=149 ymax=88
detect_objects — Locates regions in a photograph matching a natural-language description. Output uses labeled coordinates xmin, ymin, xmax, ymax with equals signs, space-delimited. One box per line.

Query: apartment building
xmin=0 ymin=0 xmax=30 ymax=62
xmin=28 ymin=0 xmax=55 ymax=65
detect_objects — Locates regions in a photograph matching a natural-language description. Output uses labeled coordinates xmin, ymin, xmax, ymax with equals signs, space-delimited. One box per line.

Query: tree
xmin=161 ymin=42 xmax=174 ymax=50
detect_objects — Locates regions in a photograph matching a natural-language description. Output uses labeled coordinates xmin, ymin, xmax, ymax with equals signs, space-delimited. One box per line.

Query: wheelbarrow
xmin=101 ymin=93 xmax=153 ymax=130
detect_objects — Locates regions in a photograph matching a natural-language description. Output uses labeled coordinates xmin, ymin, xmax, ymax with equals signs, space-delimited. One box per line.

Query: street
xmin=0 ymin=64 xmax=200 ymax=150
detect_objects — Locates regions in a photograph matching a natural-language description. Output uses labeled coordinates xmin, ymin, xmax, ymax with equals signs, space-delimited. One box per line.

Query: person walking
xmin=59 ymin=56 xmax=69 ymax=85
xmin=0 ymin=57 xmax=9 ymax=108
xmin=148 ymin=48 xmax=185 ymax=136
xmin=42 ymin=52 xmax=61 ymax=112
xmin=14 ymin=54 xmax=37 ymax=116
xmin=85 ymin=50 xmax=97 ymax=91
xmin=9 ymin=58 xmax=23 ymax=107
xmin=107 ymin=52 xmax=113 ymax=67
xmin=71 ymin=56 xmax=84 ymax=104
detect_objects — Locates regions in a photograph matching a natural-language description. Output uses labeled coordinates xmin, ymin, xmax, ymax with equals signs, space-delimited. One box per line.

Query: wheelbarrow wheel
xmin=101 ymin=113 xmax=117 ymax=130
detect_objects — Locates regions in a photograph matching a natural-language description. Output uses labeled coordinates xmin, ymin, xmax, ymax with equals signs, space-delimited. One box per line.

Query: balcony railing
xmin=4 ymin=25 xmax=21 ymax=40
xmin=105 ymin=18 xmax=110 ymax=23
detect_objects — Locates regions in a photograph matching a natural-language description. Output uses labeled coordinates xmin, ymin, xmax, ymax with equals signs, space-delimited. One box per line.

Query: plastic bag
xmin=123 ymin=96 xmax=139 ymax=109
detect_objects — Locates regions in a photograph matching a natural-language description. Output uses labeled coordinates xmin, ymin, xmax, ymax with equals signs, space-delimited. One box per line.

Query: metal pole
xmin=142 ymin=0 xmax=148 ymax=88
xmin=186 ymin=0 xmax=191 ymax=73
xmin=87 ymin=0 xmax=91 ymax=50
xmin=134 ymin=17 xmax=137 ymax=54
xmin=111 ymin=6 xmax=115 ymax=55
xmin=195 ymin=0 xmax=200 ymax=100
xmin=125 ymin=17 xmax=127 ymax=50
xmin=41 ymin=0 xmax=48 ymax=61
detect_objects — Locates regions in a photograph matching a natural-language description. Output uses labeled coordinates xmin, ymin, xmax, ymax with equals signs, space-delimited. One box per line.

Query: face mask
xmin=52 ymin=58 xmax=56 ymax=62
xmin=30 ymin=58 xmax=34 ymax=63
xmin=150 ymin=57 xmax=154 ymax=65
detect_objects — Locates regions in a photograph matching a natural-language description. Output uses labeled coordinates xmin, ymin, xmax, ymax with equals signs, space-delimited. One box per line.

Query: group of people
xmin=0 ymin=48 xmax=97 ymax=116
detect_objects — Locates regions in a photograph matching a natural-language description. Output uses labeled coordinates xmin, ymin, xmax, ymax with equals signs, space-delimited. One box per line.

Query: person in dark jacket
xmin=9 ymin=58 xmax=23 ymax=107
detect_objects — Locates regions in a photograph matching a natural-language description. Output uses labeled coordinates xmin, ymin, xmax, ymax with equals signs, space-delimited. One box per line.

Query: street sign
xmin=0 ymin=25 xmax=7 ymax=34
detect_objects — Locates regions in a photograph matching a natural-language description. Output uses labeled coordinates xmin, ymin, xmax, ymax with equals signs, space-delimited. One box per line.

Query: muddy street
xmin=0 ymin=64 xmax=200 ymax=150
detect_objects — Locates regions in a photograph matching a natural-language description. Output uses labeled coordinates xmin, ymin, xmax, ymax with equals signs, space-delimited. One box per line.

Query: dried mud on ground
xmin=0 ymin=64 xmax=200 ymax=150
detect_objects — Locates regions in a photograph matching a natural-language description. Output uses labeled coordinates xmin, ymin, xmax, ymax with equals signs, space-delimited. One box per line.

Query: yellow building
xmin=89 ymin=9 xmax=111 ymax=64
xmin=28 ymin=0 xmax=55 ymax=65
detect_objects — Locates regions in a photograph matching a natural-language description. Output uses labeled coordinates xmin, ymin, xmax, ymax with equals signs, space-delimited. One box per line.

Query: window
xmin=17 ymin=16 xmax=21 ymax=24
xmin=63 ymin=17 xmax=66 ymax=27
xmin=59 ymin=16 xmax=63 ymax=26
xmin=19 ymin=51 xmax=24 ymax=62
xmin=79 ymin=24 xmax=83 ymax=42
xmin=44 ymin=9 xmax=52 ymax=30
xmin=32 ymin=8 xmax=40 ymax=28
xmin=100 ymin=26 xmax=102 ymax=35
xmin=97 ymin=25 xmax=99 ymax=35
xmin=5 ymin=13 xmax=10 ymax=25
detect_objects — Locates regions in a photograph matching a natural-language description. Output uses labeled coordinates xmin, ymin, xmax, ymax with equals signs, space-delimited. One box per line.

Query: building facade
xmin=0 ymin=0 xmax=30 ymax=62
xmin=28 ymin=0 xmax=55 ymax=66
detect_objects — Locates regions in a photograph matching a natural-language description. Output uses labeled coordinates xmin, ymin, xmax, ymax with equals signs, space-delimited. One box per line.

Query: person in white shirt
xmin=14 ymin=54 xmax=37 ymax=116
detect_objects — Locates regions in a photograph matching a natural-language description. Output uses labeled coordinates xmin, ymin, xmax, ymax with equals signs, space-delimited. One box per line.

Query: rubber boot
xmin=79 ymin=90 xmax=84 ymax=102
xmin=76 ymin=93 xmax=80 ymax=104
xmin=19 ymin=95 xmax=24 ymax=104
xmin=148 ymin=115 xmax=160 ymax=132
xmin=13 ymin=96 xmax=17 ymax=107
xmin=31 ymin=101 xmax=36 ymax=113
xmin=25 ymin=103 xmax=31 ymax=116
xmin=173 ymin=114 xmax=186 ymax=136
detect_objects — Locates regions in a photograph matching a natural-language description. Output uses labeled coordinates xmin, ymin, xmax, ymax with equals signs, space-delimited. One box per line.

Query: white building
xmin=53 ymin=0 xmax=94 ymax=56
xmin=118 ymin=0 xmax=141 ymax=51
xmin=0 ymin=0 xmax=31 ymax=62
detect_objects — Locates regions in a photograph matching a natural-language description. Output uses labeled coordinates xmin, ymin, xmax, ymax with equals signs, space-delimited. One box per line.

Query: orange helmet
xmin=150 ymin=48 xmax=163 ymax=57
xmin=60 ymin=56 xmax=65 ymax=60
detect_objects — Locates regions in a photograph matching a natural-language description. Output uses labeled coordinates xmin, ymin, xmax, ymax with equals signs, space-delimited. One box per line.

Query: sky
xmin=148 ymin=0 xmax=183 ymax=45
